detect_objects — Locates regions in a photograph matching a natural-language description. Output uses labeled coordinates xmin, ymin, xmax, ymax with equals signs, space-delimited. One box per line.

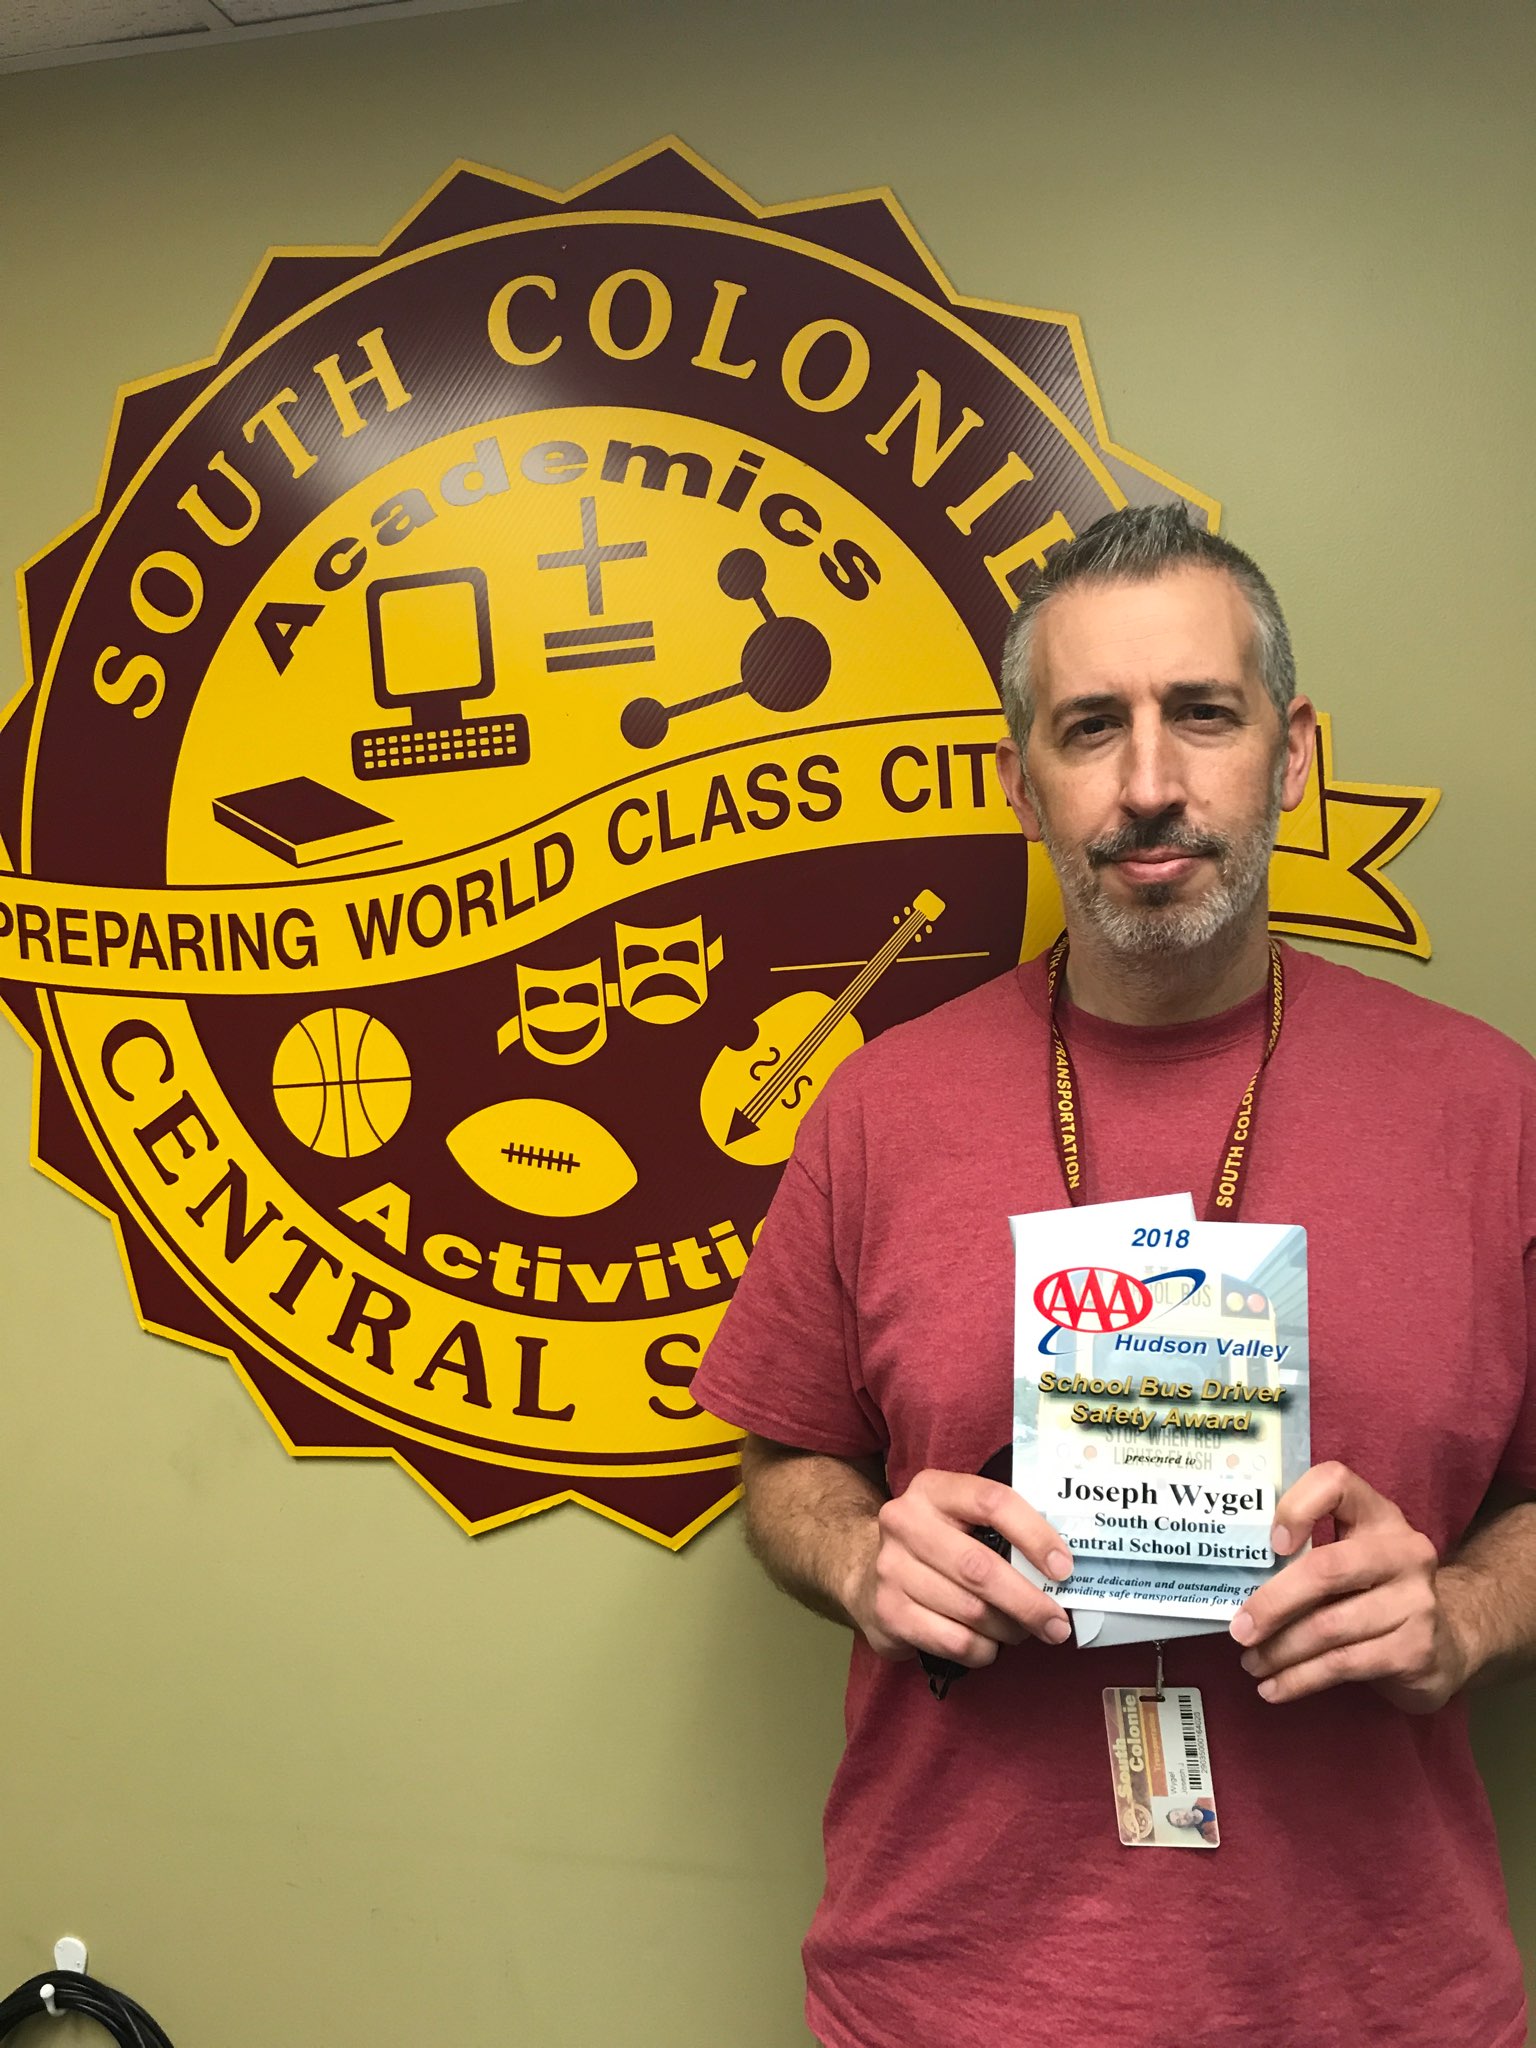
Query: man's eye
xmin=1182 ymin=703 xmax=1233 ymax=724
xmin=1067 ymin=717 xmax=1114 ymax=742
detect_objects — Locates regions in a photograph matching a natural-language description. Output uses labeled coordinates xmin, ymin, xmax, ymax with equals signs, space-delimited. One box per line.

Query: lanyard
xmin=1044 ymin=934 xmax=1286 ymax=1220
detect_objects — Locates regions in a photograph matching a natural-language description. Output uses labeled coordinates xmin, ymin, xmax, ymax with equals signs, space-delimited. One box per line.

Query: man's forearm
xmin=739 ymin=1434 xmax=888 ymax=1630
xmin=1440 ymin=1499 xmax=1536 ymax=1692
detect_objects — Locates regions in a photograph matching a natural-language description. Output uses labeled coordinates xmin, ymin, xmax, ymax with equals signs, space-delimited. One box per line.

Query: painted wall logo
xmin=0 ymin=142 xmax=1439 ymax=1545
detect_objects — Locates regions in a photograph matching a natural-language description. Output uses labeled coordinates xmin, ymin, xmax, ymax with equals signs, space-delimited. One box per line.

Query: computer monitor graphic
xmin=353 ymin=567 xmax=529 ymax=781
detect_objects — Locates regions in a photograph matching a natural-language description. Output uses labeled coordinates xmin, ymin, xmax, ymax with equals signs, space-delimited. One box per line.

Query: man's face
xmin=997 ymin=567 xmax=1315 ymax=958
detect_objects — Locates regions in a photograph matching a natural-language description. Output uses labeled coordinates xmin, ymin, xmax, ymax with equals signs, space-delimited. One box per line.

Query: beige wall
xmin=0 ymin=2 xmax=1531 ymax=2040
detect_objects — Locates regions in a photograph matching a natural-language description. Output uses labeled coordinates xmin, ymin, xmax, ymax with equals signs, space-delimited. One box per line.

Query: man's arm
xmin=739 ymin=1433 xmax=1076 ymax=1666
xmin=1429 ymin=1489 xmax=1536 ymax=1693
xmin=739 ymin=1434 xmax=887 ymax=1630
xmin=1231 ymin=1464 xmax=1536 ymax=1713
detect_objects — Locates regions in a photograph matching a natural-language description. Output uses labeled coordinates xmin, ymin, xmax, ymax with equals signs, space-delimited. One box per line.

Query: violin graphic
xmin=699 ymin=890 xmax=945 ymax=1167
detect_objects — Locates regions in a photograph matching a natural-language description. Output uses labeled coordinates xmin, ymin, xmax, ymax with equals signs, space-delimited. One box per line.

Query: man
xmin=690 ymin=505 xmax=1536 ymax=2048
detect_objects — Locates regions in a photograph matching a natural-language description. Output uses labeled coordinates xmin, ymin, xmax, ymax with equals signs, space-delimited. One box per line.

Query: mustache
xmin=1086 ymin=817 xmax=1228 ymax=869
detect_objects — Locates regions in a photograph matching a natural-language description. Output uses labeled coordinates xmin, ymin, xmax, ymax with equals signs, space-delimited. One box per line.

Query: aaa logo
xmin=0 ymin=141 xmax=1439 ymax=1545
xmin=1034 ymin=1268 xmax=1155 ymax=1335
xmin=1032 ymin=1265 xmax=1209 ymax=1336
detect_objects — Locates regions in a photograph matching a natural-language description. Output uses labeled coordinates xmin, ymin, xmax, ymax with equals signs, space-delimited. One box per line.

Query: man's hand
xmin=1230 ymin=1461 xmax=1467 ymax=1714
xmin=842 ymin=1469 xmax=1075 ymax=1668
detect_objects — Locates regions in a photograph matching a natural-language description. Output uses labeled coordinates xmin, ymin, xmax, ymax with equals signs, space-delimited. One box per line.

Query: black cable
xmin=0 ymin=1970 xmax=175 ymax=2046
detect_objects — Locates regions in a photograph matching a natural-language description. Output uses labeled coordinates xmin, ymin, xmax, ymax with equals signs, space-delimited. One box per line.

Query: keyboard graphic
xmin=352 ymin=712 xmax=530 ymax=781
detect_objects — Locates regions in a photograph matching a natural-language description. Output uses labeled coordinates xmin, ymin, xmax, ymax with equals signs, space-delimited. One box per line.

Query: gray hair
xmin=997 ymin=503 xmax=1296 ymax=749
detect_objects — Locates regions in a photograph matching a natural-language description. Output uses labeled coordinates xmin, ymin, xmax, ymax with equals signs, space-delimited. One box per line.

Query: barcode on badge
xmin=1175 ymin=1688 xmax=1207 ymax=1792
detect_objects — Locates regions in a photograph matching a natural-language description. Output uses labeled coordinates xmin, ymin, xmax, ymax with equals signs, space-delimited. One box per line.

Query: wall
xmin=0 ymin=2 xmax=1531 ymax=2041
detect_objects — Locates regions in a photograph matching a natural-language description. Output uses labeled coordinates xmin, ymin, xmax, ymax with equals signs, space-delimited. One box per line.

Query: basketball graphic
xmin=271 ymin=1008 xmax=412 ymax=1158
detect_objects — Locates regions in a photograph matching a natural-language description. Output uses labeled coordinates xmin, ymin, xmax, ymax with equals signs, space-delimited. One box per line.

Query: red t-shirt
xmin=693 ymin=947 xmax=1536 ymax=2048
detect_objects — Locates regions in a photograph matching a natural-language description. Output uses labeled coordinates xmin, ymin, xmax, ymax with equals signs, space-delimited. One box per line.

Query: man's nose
xmin=1118 ymin=716 xmax=1185 ymax=819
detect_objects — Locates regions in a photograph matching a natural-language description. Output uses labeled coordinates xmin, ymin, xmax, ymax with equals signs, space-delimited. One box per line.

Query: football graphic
xmin=445 ymin=1099 xmax=638 ymax=1217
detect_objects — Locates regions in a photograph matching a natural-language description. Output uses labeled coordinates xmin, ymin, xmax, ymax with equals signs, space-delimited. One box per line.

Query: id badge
xmin=1103 ymin=1686 xmax=1219 ymax=1848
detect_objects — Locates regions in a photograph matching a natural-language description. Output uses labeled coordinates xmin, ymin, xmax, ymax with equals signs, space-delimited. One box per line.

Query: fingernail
xmin=1229 ymin=1611 xmax=1255 ymax=1645
xmin=1257 ymin=1679 xmax=1278 ymax=1703
xmin=1240 ymin=1652 xmax=1258 ymax=1676
xmin=1271 ymin=1524 xmax=1291 ymax=1555
xmin=1046 ymin=1549 xmax=1072 ymax=1581
xmin=1044 ymin=1616 xmax=1072 ymax=1645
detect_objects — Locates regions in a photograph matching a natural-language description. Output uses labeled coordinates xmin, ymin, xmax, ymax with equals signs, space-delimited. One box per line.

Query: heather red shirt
xmin=693 ymin=947 xmax=1536 ymax=2048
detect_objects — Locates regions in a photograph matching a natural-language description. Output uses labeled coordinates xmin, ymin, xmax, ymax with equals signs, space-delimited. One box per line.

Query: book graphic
xmin=212 ymin=777 xmax=401 ymax=867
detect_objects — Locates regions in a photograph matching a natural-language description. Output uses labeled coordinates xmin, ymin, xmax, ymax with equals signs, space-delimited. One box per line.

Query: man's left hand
xmin=1230 ymin=1461 xmax=1469 ymax=1714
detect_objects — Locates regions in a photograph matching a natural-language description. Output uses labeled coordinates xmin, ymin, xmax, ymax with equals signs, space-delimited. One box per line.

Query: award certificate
xmin=1012 ymin=1204 xmax=1310 ymax=1622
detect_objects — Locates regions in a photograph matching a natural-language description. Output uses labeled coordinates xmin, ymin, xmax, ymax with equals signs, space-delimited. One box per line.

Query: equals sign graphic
xmin=544 ymin=621 xmax=655 ymax=672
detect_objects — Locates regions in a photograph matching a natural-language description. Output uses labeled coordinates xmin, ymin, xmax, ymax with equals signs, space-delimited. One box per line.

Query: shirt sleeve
xmin=1494 ymin=1085 xmax=1536 ymax=1490
xmin=690 ymin=1149 xmax=886 ymax=1461
xmin=1495 ymin=1239 xmax=1536 ymax=1490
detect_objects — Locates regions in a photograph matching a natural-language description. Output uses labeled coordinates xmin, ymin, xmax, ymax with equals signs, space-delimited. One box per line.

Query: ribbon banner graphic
xmin=1 ymin=141 xmax=1438 ymax=1544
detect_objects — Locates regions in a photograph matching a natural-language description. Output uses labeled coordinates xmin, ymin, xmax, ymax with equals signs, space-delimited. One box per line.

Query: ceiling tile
xmin=0 ymin=0 xmax=212 ymax=59
xmin=212 ymin=0 xmax=401 ymax=21
xmin=0 ymin=0 xmax=526 ymax=68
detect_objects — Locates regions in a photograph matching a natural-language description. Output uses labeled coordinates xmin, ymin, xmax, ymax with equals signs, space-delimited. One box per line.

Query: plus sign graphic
xmin=538 ymin=495 xmax=647 ymax=615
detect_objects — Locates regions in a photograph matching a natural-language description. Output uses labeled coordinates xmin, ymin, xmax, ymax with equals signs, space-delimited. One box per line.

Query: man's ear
xmin=1279 ymin=696 xmax=1318 ymax=814
xmin=996 ymin=737 xmax=1044 ymax=843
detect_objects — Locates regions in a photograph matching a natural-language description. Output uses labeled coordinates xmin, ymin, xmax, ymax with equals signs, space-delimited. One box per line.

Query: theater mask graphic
xmin=509 ymin=958 xmax=612 ymax=1065
xmin=614 ymin=917 xmax=721 ymax=1025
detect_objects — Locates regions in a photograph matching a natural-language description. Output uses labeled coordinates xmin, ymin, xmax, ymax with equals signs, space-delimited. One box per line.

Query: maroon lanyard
xmin=1044 ymin=934 xmax=1286 ymax=1219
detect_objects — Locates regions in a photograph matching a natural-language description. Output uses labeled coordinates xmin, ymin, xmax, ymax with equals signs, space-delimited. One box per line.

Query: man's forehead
xmin=1032 ymin=565 xmax=1258 ymax=696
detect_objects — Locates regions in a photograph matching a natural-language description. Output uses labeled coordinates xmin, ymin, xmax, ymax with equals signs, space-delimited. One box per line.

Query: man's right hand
xmin=841 ymin=1469 xmax=1075 ymax=1667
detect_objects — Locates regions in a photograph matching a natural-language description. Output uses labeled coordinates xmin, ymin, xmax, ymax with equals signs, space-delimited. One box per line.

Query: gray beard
xmin=1029 ymin=770 xmax=1283 ymax=962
